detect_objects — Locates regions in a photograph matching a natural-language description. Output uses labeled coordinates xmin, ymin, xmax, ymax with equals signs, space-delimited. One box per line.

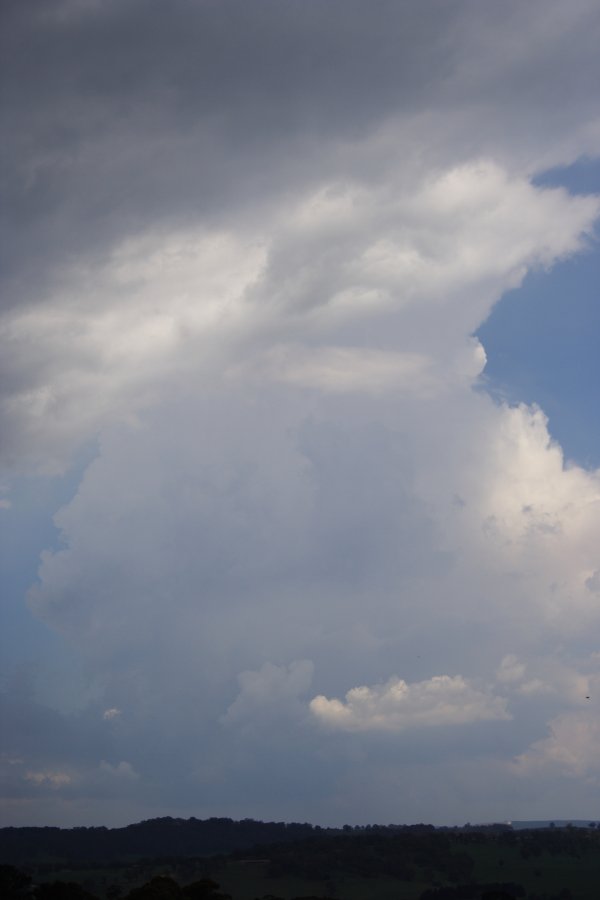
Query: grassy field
xmin=26 ymin=829 xmax=600 ymax=900
xmin=467 ymin=840 xmax=600 ymax=900
xmin=205 ymin=860 xmax=430 ymax=900
xmin=32 ymin=856 xmax=600 ymax=900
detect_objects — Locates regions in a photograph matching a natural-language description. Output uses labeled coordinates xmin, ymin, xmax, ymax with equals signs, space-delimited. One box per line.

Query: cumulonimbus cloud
xmin=3 ymin=0 xmax=600 ymax=827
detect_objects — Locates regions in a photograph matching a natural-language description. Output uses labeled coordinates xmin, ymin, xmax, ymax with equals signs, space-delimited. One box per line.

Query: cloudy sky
xmin=1 ymin=0 xmax=600 ymax=829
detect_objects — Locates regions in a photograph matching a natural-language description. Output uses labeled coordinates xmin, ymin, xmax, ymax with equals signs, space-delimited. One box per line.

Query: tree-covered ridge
xmin=0 ymin=818 xmax=318 ymax=865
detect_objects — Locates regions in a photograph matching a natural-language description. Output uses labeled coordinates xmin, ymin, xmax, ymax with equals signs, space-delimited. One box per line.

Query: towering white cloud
xmin=2 ymin=0 xmax=600 ymax=826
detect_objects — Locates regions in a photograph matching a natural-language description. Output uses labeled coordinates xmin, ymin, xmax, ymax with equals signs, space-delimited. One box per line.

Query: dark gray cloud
xmin=2 ymin=0 xmax=599 ymax=306
xmin=1 ymin=0 xmax=451 ymax=301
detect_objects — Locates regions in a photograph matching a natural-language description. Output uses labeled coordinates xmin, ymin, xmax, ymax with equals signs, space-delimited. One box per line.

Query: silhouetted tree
xmin=125 ymin=875 xmax=181 ymax=900
xmin=34 ymin=882 xmax=99 ymax=900
xmin=182 ymin=878 xmax=231 ymax=899
xmin=0 ymin=865 xmax=32 ymax=899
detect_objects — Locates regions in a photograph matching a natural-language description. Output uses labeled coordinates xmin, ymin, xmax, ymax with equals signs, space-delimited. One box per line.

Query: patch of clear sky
xmin=477 ymin=156 xmax=600 ymax=469
xmin=0 ymin=442 xmax=98 ymax=686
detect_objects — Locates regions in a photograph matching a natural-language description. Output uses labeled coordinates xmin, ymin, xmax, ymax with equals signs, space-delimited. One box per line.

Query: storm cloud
xmin=1 ymin=0 xmax=600 ymax=827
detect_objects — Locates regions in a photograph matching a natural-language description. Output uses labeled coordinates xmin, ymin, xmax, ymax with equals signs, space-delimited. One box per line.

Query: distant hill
xmin=0 ymin=816 xmax=318 ymax=864
xmin=2 ymin=815 xmax=598 ymax=867
xmin=0 ymin=817 xmax=501 ymax=866
xmin=510 ymin=819 xmax=597 ymax=830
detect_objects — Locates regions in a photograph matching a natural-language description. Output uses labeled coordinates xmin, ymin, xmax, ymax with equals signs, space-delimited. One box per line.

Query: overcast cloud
xmin=1 ymin=0 xmax=600 ymax=827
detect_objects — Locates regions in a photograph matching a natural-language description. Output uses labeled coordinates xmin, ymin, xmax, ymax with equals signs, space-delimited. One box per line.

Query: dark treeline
xmin=2 ymin=817 xmax=597 ymax=867
xmin=0 ymin=818 xmax=318 ymax=865
xmin=0 ymin=818 xmax=504 ymax=866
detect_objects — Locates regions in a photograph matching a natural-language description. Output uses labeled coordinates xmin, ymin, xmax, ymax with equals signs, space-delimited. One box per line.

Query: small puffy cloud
xmin=1 ymin=755 xmax=24 ymax=767
xmin=514 ymin=710 xmax=600 ymax=778
xmin=496 ymin=654 xmax=527 ymax=684
xmin=496 ymin=656 xmax=592 ymax=703
xmin=24 ymin=770 xmax=71 ymax=789
xmin=222 ymin=660 xmax=314 ymax=726
xmin=310 ymin=674 xmax=511 ymax=733
xmin=99 ymin=760 xmax=139 ymax=780
xmin=585 ymin=570 xmax=600 ymax=593
xmin=102 ymin=707 xmax=121 ymax=721
xmin=517 ymin=678 xmax=550 ymax=697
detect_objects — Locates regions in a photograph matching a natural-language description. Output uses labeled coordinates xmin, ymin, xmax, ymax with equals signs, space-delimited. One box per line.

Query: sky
xmin=1 ymin=0 xmax=600 ymax=829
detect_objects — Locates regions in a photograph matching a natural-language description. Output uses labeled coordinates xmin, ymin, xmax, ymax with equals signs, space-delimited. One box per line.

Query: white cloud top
xmin=1 ymin=163 xmax=598 ymax=475
xmin=310 ymin=675 xmax=510 ymax=732
xmin=223 ymin=661 xmax=314 ymax=726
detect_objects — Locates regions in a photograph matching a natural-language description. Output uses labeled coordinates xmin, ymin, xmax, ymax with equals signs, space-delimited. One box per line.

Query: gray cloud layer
xmin=1 ymin=0 xmax=600 ymax=827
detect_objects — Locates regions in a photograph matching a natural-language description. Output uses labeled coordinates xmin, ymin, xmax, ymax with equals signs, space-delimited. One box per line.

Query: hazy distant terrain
xmin=510 ymin=821 xmax=595 ymax=830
